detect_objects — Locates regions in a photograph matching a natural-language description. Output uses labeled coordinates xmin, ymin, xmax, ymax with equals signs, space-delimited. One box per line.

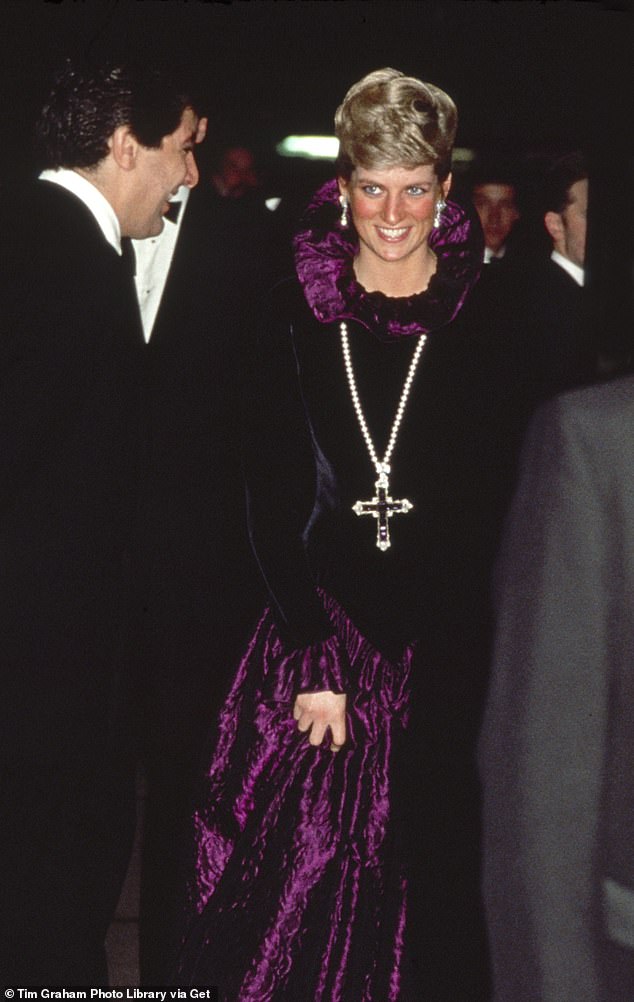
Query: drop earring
xmin=339 ymin=195 xmax=349 ymax=228
xmin=433 ymin=199 xmax=446 ymax=229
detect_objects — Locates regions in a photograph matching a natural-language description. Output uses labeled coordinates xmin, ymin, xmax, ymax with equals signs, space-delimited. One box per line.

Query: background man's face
xmin=472 ymin=183 xmax=519 ymax=254
xmin=560 ymin=178 xmax=588 ymax=268
xmin=217 ymin=147 xmax=259 ymax=198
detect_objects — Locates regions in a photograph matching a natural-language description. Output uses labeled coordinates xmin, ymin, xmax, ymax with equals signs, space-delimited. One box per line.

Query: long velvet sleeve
xmin=243 ymin=285 xmax=347 ymax=692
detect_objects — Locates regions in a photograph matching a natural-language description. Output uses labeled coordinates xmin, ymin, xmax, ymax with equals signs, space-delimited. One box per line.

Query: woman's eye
xmin=408 ymin=186 xmax=429 ymax=196
xmin=362 ymin=185 xmax=382 ymax=196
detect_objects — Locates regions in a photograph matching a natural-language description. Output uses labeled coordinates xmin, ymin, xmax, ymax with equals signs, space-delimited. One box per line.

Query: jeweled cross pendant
xmin=352 ymin=467 xmax=412 ymax=551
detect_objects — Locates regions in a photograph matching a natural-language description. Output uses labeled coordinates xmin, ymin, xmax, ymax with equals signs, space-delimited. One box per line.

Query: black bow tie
xmin=164 ymin=200 xmax=182 ymax=224
xmin=120 ymin=237 xmax=136 ymax=277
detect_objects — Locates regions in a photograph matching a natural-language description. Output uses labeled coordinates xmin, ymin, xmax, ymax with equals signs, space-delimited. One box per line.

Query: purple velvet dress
xmin=175 ymin=182 xmax=485 ymax=999
xmin=176 ymin=596 xmax=414 ymax=999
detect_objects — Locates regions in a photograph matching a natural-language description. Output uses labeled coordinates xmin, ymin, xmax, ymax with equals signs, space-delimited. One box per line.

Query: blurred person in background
xmin=495 ymin=152 xmax=596 ymax=405
xmin=210 ymin=142 xmax=262 ymax=199
xmin=470 ymin=160 xmax=521 ymax=264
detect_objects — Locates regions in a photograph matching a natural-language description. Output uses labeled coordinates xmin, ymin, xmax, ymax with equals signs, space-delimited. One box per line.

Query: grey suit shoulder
xmin=480 ymin=372 xmax=634 ymax=1002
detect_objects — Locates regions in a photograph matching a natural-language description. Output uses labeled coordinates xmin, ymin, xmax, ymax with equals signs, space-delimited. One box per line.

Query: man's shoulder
xmin=501 ymin=253 xmax=580 ymax=293
xmin=539 ymin=374 xmax=634 ymax=456
xmin=1 ymin=179 xmax=125 ymax=321
xmin=559 ymin=372 xmax=634 ymax=414
xmin=5 ymin=177 xmax=87 ymax=222
xmin=4 ymin=178 xmax=111 ymax=260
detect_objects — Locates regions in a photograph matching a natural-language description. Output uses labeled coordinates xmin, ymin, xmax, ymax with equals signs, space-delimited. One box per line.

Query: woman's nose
xmin=382 ymin=193 xmax=403 ymax=224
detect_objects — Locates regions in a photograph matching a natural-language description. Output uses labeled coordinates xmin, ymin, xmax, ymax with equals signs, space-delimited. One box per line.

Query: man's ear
xmin=544 ymin=210 xmax=563 ymax=245
xmin=109 ymin=125 xmax=139 ymax=171
xmin=196 ymin=117 xmax=208 ymax=145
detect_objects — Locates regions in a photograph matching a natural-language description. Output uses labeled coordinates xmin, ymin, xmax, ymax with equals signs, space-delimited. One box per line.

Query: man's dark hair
xmin=469 ymin=155 xmax=519 ymax=195
xmin=35 ymin=59 xmax=197 ymax=170
xmin=543 ymin=151 xmax=588 ymax=215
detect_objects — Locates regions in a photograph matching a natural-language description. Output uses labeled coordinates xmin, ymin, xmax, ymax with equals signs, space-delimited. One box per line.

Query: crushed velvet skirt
xmin=174 ymin=593 xmax=418 ymax=1000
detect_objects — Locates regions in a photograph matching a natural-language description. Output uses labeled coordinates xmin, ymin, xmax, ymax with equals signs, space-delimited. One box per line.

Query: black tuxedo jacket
xmin=475 ymin=254 xmax=596 ymax=401
xmin=455 ymin=253 xmax=599 ymax=508
xmin=0 ymin=180 xmax=144 ymax=697
xmin=0 ymin=178 xmax=144 ymax=983
xmin=513 ymin=256 xmax=595 ymax=398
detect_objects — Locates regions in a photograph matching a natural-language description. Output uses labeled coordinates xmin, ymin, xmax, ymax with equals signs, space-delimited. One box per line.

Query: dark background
xmin=2 ymin=0 xmax=632 ymax=333
xmin=2 ymin=0 xmax=631 ymax=176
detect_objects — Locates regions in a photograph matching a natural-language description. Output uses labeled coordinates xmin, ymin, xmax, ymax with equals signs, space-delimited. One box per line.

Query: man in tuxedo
xmin=479 ymin=371 xmax=634 ymax=1001
xmin=461 ymin=152 xmax=598 ymax=511
xmin=0 ymin=58 xmax=201 ymax=986
xmin=501 ymin=151 xmax=595 ymax=402
xmin=534 ymin=151 xmax=594 ymax=390
xmin=130 ymin=130 xmax=278 ymax=983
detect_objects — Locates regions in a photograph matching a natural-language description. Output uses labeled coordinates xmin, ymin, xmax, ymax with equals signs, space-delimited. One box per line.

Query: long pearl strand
xmin=340 ymin=321 xmax=427 ymax=477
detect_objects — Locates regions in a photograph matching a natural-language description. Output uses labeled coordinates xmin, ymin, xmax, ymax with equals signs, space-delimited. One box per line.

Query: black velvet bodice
xmin=245 ymin=280 xmax=505 ymax=663
xmin=242 ymin=178 xmax=512 ymax=664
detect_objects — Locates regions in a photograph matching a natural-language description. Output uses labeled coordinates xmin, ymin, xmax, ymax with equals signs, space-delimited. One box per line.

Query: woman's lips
xmin=375 ymin=226 xmax=410 ymax=242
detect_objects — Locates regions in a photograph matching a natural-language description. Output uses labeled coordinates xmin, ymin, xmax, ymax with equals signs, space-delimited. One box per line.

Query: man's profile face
xmin=128 ymin=107 xmax=200 ymax=238
xmin=560 ymin=178 xmax=588 ymax=269
xmin=472 ymin=183 xmax=519 ymax=254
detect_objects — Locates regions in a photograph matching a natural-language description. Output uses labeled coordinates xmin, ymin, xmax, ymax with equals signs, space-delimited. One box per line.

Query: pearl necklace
xmin=340 ymin=321 xmax=427 ymax=550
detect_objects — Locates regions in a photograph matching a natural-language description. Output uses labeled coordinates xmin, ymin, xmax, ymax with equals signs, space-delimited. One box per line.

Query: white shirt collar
xmin=39 ymin=168 xmax=122 ymax=255
xmin=484 ymin=245 xmax=506 ymax=264
xmin=170 ymin=184 xmax=191 ymax=213
xmin=551 ymin=249 xmax=585 ymax=287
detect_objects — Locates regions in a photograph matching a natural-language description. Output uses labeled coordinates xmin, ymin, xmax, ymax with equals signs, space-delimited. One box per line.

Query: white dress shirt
xmin=132 ymin=185 xmax=190 ymax=341
xmin=551 ymin=249 xmax=585 ymax=287
xmin=38 ymin=168 xmax=122 ymax=255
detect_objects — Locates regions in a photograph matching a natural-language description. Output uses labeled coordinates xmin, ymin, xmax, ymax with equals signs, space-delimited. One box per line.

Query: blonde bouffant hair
xmin=334 ymin=67 xmax=457 ymax=182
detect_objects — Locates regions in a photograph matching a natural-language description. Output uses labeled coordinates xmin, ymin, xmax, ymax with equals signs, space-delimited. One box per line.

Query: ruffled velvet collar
xmin=293 ymin=178 xmax=483 ymax=340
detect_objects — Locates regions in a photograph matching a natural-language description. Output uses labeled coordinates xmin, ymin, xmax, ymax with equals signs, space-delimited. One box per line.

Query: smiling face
xmin=126 ymin=106 xmax=200 ymax=238
xmin=338 ymin=164 xmax=450 ymax=294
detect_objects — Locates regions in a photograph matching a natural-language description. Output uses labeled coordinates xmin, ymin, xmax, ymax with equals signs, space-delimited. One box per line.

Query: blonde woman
xmin=177 ymin=69 xmax=497 ymax=1000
